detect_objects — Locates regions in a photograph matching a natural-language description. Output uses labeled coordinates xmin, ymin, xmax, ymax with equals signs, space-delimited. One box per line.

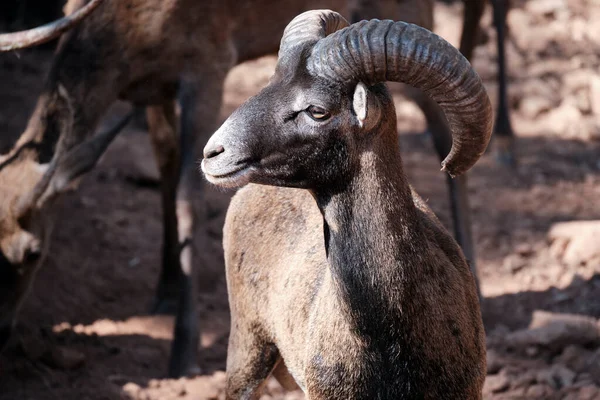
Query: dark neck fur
xmin=315 ymin=132 xmax=424 ymax=338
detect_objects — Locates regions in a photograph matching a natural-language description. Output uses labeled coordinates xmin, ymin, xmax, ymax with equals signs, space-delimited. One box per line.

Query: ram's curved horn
xmin=302 ymin=12 xmax=492 ymax=177
xmin=278 ymin=9 xmax=349 ymax=61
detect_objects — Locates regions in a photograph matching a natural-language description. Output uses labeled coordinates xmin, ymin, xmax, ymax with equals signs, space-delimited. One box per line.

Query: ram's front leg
xmin=226 ymin=319 xmax=280 ymax=400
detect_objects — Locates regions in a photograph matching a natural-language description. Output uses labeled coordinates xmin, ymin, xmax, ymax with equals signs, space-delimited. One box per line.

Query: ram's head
xmin=202 ymin=10 xmax=492 ymax=191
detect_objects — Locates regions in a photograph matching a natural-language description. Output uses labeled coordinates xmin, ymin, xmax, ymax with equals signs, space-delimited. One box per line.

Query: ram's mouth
xmin=201 ymin=160 xmax=255 ymax=189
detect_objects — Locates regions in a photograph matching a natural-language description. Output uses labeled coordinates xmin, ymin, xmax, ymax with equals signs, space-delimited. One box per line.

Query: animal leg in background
xmin=163 ymin=66 xmax=230 ymax=378
xmin=460 ymin=0 xmax=514 ymax=166
xmin=459 ymin=0 xmax=486 ymax=61
xmin=146 ymin=98 xmax=200 ymax=377
xmin=147 ymin=98 xmax=182 ymax=315
xmin=490 ymin=0 xmax=514 ymax=165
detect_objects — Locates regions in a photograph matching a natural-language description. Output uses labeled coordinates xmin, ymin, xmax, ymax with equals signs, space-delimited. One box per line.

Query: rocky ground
xmin=1 ymin=0 xmax=599 ymax=399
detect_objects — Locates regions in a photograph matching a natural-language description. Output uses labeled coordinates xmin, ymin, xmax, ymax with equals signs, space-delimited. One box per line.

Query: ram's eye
xmin=306 ymin=105 xmax=330 ymax=120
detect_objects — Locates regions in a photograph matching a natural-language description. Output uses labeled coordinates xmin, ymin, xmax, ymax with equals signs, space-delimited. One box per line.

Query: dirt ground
xmin=1 ymin=1 xmax=600 ymax=399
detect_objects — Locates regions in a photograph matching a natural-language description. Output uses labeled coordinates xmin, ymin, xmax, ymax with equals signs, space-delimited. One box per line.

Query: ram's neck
xmin=315 ymin=135 xmax=424 ymax=337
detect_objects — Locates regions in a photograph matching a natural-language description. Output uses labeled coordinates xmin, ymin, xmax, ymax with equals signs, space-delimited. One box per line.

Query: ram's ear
xmin=352 ymin=82 xmax=380 ymax=130
xmin=353 ymin=82 xmax=368 ymax=127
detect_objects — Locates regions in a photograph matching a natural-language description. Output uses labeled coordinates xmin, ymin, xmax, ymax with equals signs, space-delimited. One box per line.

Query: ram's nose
xmin=204 ymin=144 xmax=225 ymax=159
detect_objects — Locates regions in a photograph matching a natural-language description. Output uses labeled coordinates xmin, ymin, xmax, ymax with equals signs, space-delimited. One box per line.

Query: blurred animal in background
xmin=0 ymin=0 xmax=510 ymax=378
xmin=202 ymin=9 xmax=490 ymax=398
xmin=464 ymin=0 xmax=514 ymax=165
xmin=0 ymin=0 xmax=104 ymax=364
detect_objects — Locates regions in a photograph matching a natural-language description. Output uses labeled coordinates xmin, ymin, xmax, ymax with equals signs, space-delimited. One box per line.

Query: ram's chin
xmin=202 ymin=165 xmax=255 ymax=189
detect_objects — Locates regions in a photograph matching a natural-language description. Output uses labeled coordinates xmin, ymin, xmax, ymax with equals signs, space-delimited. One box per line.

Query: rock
xmin=484 ymin=372 xmax=511 ymax=394
xmin=543 ymin=101 xmax=584 ymax=138
xmin=122 ymin=382 xmax=142 ymax=397
xmin=554 ymin=345 xmax=592 ymax=373
xmin=491 ymin=324 xmax=511 ymax=337
xmin=588 ymin=13 xmax=600 ymax=46
xmin=486 ymin=349 xmax=504 ymax=374
xmin=502 ymin=254 xmax=528 ymax=273
xmin=529 ymin=311 xmax=598 ymax=333
xmin=147 ymin=379 xmax=162 ymax=389
xmin=523 ymin=29 xmax=556 ymax=56
xmin=526 ymin=0 xmax=567 ymax=17
xmin=573 ymin=90 xmax=591 ymax=114
xmin=177 ymin=383 xmax=187 ymax=397
xmin=590 ymin=75 xmax=600 ymax=116
xmin=550 ymin=237 xmax=569 ymax=260
xmin=505 ymin=311 xmax=600 ymax=352
xmin=538 ymin=364 xmax=576 ymax=389
xmin=516 ymin=78 xmax=561 ymax=105
xmin=578 ymin=385 xmax=600 ymax=400
xmin=561 ymin=388 xmax=585 ymax=400
xmin=520 ymin=95 xmax=554 ymax=119
xmin=563 ymin=69 xmax=594 ymax=93
xmin=508 ymin=9 xmax=532 ymax=50
xmin=515 ymin=244 xmax=535 ymax=257
xmin=512 ymin=370 xmax=538 ymax=388
xmin=525 ymin=345 xmax=540 ymax=357
xmin=576 ymin=373 xmax=596 ymax=386
xmin=587 ymin=121 xmax=600 ymax=142
xmin=44 ymin=346 xmax=86 ymax=370
xmin=527 ymin=59 xmax=573 ymax=80
xmin=493 ymin=388 xmax=526 ymax=399
xmin=544 ymin=20 xmax=572 ymax=53
xmin=505 ymin=40 xmax=525 ymax=71
xmin=549 ymin=220 xmax=600 ymax=265
xmin=527 ymin=384 xmax=555 ymax=398
xmin=588 ymin=349 xmax=600 ymax=384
